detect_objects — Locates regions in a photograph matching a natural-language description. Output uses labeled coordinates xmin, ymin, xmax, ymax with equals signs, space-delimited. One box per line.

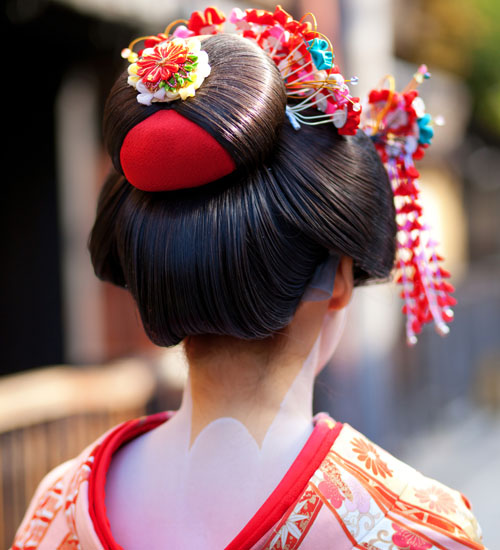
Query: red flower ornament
xmin=137 ymin=41 xmax=189 ymax=86
xmin=125 ymin=36 xmax=211 ymax=105
xmin=188 ymin=6 xmax=226 ymax=35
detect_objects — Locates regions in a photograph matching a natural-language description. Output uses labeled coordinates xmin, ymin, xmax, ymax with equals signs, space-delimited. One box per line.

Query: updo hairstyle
xmin=89 ymin=33 xmax=397 ymax=347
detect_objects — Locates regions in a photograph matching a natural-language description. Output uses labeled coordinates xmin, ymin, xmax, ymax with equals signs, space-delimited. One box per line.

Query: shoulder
xmin=11 ymin=426 xmax=111 ymax=550
xmin=314 ymin=422 xmax=485 ymax=549
xmin=12 ymin=413 xmax=169 ymax=550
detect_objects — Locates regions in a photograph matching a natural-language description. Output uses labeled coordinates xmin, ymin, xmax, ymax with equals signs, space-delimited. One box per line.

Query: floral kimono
xmin=12 ymin=412 xmax=485 ymax=550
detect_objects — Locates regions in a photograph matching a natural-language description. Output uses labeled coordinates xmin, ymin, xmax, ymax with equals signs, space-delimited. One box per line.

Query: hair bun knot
xmin=120 ymin=110 xmax=236 ymax=191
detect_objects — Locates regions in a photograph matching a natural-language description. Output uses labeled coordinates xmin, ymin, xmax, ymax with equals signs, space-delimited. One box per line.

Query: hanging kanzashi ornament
xmin=362 ymin=65 xmax=456 ymax=345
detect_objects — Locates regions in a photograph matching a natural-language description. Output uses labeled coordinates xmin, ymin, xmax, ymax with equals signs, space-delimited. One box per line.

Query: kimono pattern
xmin=11 ymin=412 xmax=486 ymax=550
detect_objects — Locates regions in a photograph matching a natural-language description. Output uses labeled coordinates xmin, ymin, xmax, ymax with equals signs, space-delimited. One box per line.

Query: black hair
xmin=89 ymin=33 xmax=397 ymax=347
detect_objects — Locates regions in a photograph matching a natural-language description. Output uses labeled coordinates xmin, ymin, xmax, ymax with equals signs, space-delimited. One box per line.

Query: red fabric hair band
xmin=119 ymin=110 xmax=236 ymax=192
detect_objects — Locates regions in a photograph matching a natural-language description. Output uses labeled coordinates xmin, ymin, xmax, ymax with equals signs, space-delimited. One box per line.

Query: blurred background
xmin=2 ymin=0 xmax=499 ymax=547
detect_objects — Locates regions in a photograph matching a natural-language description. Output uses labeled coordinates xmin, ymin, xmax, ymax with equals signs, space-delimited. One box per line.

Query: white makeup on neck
xmin=105 ymin=259 xmax=346 ymax=549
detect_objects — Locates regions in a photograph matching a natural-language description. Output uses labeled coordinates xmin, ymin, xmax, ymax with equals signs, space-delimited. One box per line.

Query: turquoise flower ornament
xmin=307 ymin=38 xmax=334 ymax=70
xmin=417 ymin=113 xmax=434 ymax=145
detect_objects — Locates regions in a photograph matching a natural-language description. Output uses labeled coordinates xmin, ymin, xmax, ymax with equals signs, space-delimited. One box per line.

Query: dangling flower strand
xmin=362 ymin=65 xmax=455 ymax=345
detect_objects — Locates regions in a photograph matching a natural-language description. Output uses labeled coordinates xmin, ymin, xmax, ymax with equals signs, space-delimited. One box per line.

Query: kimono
xmin=12 ymin=412 xmax=485 ymax=550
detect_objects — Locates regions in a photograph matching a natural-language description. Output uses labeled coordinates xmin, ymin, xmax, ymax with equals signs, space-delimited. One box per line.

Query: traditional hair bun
xmin=91 ymin=25 xmax=397 ymax=347
xmin=103 ymin=34 xmax=288 ymax=191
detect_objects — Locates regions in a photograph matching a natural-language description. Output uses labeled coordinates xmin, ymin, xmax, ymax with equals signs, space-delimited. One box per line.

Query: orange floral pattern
xmin=414 ymin=485 xmax=457 ymax=515
xmin=351 ymin=437 xmax=393 ymax=479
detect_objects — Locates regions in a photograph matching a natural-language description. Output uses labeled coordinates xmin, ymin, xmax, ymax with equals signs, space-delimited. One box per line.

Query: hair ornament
xmin=117 ymin=7 xmax=455 ymax=344
xmin=229 ymin=5 xmax=361 ymax=134
xmin=171 ymin=6 xmax=226 ymax=38
xmin=361 ymin=65 xmax=456 ymax=345
xmin=121 ymin=5 xmax=360 ymax=120
xmin=122 ymin=36 xmax=211 ymax=106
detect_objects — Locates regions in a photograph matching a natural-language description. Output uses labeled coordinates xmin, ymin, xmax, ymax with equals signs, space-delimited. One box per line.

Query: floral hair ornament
xmin=229 ymin=6 xmax=361 ymax=134
xmin=151 ymin=4 xmax=361 ymax=133
xmin=122 ymin=31 xmax=212 ymax=105
xmin=119 ymin=8 xmax=236 ymax=191
xmin=361 ymin=65 xmax=455 ymax=345
xmin=118 ymin=5 xmax=361 ymax=191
